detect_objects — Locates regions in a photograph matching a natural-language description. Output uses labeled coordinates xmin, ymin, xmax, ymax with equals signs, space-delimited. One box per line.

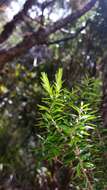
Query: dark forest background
xmin=0 ymin=0 xmax=107 ymax=189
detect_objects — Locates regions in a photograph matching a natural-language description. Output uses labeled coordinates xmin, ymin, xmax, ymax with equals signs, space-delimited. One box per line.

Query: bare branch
xmin=0 ymin=28 xmax=47 ymax=69
xmin=45 ymin=0 xmax=97 ymax=35
xmin=0 ymin=0 xmax=97 ymax=69
xmin=47 ymin=20 xmax=91 ymax=45
xmin=36 ymin=0 xmax=55 ymax=11
xmin=0 ymin=0 xmax=35 ymax=44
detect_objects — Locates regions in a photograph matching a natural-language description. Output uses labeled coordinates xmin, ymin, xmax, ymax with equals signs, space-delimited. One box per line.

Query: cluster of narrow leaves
xmin=36 ymin=68 xmax=100 ymax=189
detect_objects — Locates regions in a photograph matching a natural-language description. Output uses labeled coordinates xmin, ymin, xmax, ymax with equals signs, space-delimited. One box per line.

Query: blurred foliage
xmin=0 ymin=0 xmax=107 ymax=189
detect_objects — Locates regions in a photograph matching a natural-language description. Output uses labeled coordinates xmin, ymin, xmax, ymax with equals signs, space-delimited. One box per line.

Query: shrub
xmin=36 ymin=68 xmax=101 ymax=189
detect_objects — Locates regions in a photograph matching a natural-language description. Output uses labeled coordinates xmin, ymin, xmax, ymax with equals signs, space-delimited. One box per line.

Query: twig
xmin=0 ymin=0 xmax=97 ymax=69
xmin=47 ymin=20 xmax=91 ymax=45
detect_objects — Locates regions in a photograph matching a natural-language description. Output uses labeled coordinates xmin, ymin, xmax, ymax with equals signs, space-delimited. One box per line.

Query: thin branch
xmin=0 ymin=0 xmax=36 ymax=44
xmin=36 ymin=0 xmax=55 ymax=11
xmin=0 ymin=0 xmax=97 ymax=69
xmin=0 ymin=0 xmax=56 ymax=44
xmin=47 ymin=21 xmax=90 ymax=45
xmin=0 ymin=28 xmax=47 ymax=70
xmin=45 ymin=0 xmax=97 ymax=35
